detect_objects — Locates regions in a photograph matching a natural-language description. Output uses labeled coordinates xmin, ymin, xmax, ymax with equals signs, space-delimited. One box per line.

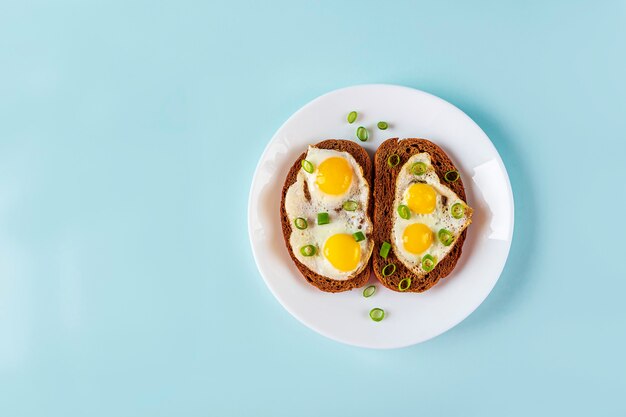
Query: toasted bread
xmin=280 ymin=140 xmax=373 ymax=293
xmin=373 ymin=138 xmax=470 ymax=292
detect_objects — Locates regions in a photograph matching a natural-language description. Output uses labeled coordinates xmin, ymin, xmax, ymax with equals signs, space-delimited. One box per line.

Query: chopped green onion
xmin=444 ymin=170 xmax=460 ymax=183
xmin=356 ymin=126 xmax=368 ymax=141
xmin=300 ymin=245 xmax=316 ymax=257
xmin=410 ymin=162 xmax=427 ymax=175
xmin=377 ymin=121 xmax=388 ymax=130
xmin=317 ymin=212 xmax=330 ymax=225
xmin=379 ymin=242 xmax=391 ymax=259
xmin=397 ymin=204 xmax=410 ymax=220
xmin=347 ymin=111 xmax=357 ymax=124
xmin=422 ymin=254 xmax=436 ymax=272
xmin=369 ymin=308 xmax=385 ymax=322
xmin=363 ymin=285 xmax=376 ymax=298
xmin=294 ymin=217 xmax=308 ymax=230
xmin=382 ymin=263 xmax=396 ymax=277
xmin=398 ymin=277 xmax=411 ymax=291
xmin=387 ymin=154 xmax=400 ymax=167
xmin=353 ymin=231 xmax=366 ymax=242
xmin=451 ymin=203 xmax=465 ymax=219
xmin=342 ymin=200 xmax=359 ymax=211
xmin=301 ymin=159 xmax=314 ymax=173
xmin=438 ymin=229 xmax=454 ymax=246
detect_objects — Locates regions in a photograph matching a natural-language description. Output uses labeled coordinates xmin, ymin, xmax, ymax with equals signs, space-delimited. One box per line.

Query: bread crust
xmin=280 ymin=140 xmax=373 ymax=293
xmin=373 ymin=138 xmax=469 ymax=292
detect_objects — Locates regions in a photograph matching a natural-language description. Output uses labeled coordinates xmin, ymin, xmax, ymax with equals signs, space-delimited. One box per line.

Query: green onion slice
xmin=397 ymin=204 xmax=410 ymax=220
xmin=422 ymin=254 xmax=436 ymax=272
xmin=451 ymin=203 xmax=465 ymax=219
xmin=317 ymin=212 xmax=330 ymax=225
xmin=398 ymin=277 xmax=411 ymax=291
xmin=410 ymin=162 xmax=427 ymax=175
xmin=294 ymin=217 xmax=307 ymax=230
xmin=382 ymin=263 xmax=396 ymax=277
xmin=342 ymin=200 xmax=359 ymax=211
xmin=363 ymin=285 xmax=376 ymax=298
xmin=353 ymin=231 xmax=366 ymax=242
xmin=379 ymin=241 xmax=391 ymax=259
xmin=300 ymin=245 xmax=316 ymax=257
xmin=377 ymin=121 xmax=388 ymax=130
xmin=301 ymin=159 xmax=314 ymax=173
xmin=438 ymin=229 xmax=454 ymax=246
xmin=347 ymin=111 xmax=357 ymax=124
xmin=444 ymin=170 xmax=460 ymax=183
xmin=387 ymin=154 xmax=400 ymax=167
xmin=369 ymin=308 xmax=385 ymax=322
xmin=356 ymin=126 xmax=368 ymax=141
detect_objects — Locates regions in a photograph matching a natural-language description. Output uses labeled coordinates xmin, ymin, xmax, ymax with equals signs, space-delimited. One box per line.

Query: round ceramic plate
xmin=248 ymin=84 xmax=514 ymax=349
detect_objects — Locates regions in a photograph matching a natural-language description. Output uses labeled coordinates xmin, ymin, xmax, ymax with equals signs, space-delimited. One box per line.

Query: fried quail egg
xmin=284 ymin=146 xmax=373 ymax=280
xmin=391 ymin=153 xmax=473 ymax=274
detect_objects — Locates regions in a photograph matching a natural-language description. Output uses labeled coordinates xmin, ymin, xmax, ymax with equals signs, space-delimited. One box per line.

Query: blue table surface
xmin=1 ymin=1 xmax=625 ymax=416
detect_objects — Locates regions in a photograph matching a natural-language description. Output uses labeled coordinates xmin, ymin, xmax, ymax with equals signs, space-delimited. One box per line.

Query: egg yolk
xmin=323 ymin=233 xmax=361 ymax=272
xmin=406 ymin=183 xmax=437 ymax=214
xmin=402 ymin=223 xmax=433 ymax=254
xmin=315 ymin=157 xmax=353 ymax=196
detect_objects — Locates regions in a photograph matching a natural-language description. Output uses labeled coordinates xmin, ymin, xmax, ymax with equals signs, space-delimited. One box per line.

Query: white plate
xmin=248 ymin=84 xmax=514 ymax=349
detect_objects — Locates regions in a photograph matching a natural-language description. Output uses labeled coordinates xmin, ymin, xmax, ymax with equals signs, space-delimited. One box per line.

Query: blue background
xmin=1 ymin=1 xmax=625 ymax=416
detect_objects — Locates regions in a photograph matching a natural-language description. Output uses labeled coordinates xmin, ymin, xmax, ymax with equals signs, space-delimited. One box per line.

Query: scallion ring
xmin=317 ymin=212 xmax=330 ymax=225
xmin=300 ymin=245 xmax=316 ymax=257
xmin=422 ymin=254 xmax=436 ymax=272
xmin=382 ymin=263 xmax=396 ymax=277
xmin=356 ymin=126 xmax=369 ymax=141
xmin=387 ymin=154 xmax=400 ymax=167
xmin=379 ymin=241 xmax=391 ymax=259
xmin=410 ymin=161 xmax=427 ymax=175
xmin=294 ymin=217 xmax=307 ymax=230
xmin=342 ymin=200 xmax=359 ymax=211
xmin=438 ymin=229 xmax=454 ymax=246
xmin=397 ymin=204 xmax=410 ymax=220
xmin=369 ymin=308 xmax=385 ymax=322
xmin=353 ymin=231 xmax=366 ymax=242
xmin=377 ymin=121 xmax=388 ymax=130
xmin=301 ymin=159 xmax=314 ymax=173
xmin=444 ymin=170 xmax=460 ymax=183
xmin=451 ymin=203 xmax=465 ymax=219
xmin=363 ymin=285 xmax=376 ymax=298
xmin=347 ymin=111 xmax=357 ymax=124
xmin=398 ymin=277 xmax=411 ymax=291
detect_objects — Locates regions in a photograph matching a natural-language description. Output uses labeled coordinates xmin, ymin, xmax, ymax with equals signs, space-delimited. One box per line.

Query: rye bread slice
xmin=373 ymin=138 xmax=469 ymax=292
xmin=280 ymin=140 xmax=373 ymax=293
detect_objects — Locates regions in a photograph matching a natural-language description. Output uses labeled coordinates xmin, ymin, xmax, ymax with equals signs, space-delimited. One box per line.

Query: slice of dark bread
xmin=280 ymin=140 xmax=373 ymax=293
xmin=373 ymin=138 xmax=469 ymax=292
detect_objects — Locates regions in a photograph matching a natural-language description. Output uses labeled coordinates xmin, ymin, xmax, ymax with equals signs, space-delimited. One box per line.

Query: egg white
xmin=391 ymin=153 xmax=472 ymax=274
xmin=284 ymin=146 xmax=373 ymax=280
